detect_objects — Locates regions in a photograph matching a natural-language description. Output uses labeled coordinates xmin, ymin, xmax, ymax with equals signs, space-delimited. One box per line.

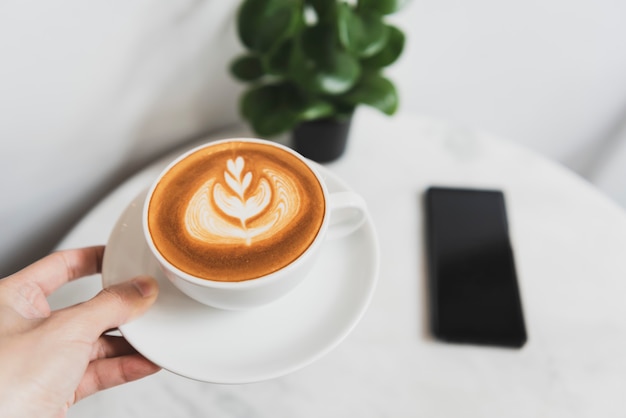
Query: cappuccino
xmin=147 ymin=140 xmax=326 ymax=282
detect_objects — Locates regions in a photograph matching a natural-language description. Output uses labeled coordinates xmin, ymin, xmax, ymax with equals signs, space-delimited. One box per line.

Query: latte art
xmin=185 ymin=156 xmax=300 ymax=245
xmin=147 ymin=140 xmax=326 ymax=282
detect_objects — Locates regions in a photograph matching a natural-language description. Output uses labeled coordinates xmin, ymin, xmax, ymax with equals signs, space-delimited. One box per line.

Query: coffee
xmin=147 ymin=140 xmax=326 ymax=282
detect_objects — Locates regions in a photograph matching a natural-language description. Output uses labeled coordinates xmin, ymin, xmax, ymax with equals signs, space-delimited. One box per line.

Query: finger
xmin=53 ymin=275 xmax=158 ymax=341
xmin=4 ymin=246 xmax=105 ymax=296
xmin=73 ymin=354 xmax=161 ymax=404
xmin=90 ymin=335 xmax=138 ymax=361
xmin=0 ymin=305 xmax=45 ymax=334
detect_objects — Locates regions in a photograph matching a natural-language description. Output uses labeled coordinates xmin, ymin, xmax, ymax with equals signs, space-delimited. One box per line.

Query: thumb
xmin=54 ymin=276 xmax=159 ymax=341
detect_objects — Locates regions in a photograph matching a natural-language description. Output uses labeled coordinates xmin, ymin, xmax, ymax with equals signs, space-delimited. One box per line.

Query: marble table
xmin=50 ymin=108 xmax=626 ymax=417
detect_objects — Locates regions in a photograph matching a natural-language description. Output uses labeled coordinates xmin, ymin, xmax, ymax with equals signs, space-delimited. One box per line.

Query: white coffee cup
xmin=143 ymin=138 xmax=367 ymax=310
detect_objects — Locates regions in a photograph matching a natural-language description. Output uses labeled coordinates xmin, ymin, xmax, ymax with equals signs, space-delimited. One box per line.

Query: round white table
xmin=50 ymin=108 xmax=626 ymax=417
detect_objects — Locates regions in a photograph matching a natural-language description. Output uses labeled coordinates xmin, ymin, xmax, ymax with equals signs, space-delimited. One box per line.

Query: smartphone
xmin=425 ymin=187 xmax=527 ymax=348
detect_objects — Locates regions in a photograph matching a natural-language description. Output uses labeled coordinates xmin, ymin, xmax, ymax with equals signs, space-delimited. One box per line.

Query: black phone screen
xmin=425 ymin=187 xmax=527 ymax=348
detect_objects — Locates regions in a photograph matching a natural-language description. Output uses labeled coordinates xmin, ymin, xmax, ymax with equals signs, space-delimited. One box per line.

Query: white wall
xmin=0 ymin=1 xmax=243 ymax=276
xmin=390 ymin=0 xmax=626 ymax=173
xmin=1 ymin=0 xmax=625 ymax=276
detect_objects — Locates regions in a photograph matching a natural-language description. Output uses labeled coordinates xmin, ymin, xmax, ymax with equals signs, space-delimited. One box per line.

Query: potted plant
xmin=230 ymin=0 xmax=406 ymax=162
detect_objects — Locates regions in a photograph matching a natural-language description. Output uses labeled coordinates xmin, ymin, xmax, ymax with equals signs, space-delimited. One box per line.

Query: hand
xmin=0 ymin=246 xmax=160 ymax=418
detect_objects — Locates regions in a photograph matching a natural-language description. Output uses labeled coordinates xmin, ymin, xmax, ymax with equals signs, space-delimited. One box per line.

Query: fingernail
xmin=132 ymin=276 xmax=157 ymax=298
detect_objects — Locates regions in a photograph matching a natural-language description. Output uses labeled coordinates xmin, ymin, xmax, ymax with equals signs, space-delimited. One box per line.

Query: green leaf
xmin=292 ymin=23 xmax=361 ymax=95
xmin=265 ymin=39 xmax=293 ymax=75
xmin=334 ymin=102 xmax=357 ymax=120
xmin=297 ymin=99 xmax=335 ymax=120
xmin=240 ymin=83 xmax=301 ymax=136
xmin=337 ymin=4 xmax=388 ymax=57
xmin=237 ymin=0 xmax=301 ymax=53
xmin=358 ymin=0 xmax=410 ymax=15
xmin=230 ymin=54 xmax=265 ymax=81
xmin=339 ymin=74 xmax=399 ymax=115
xmin=361 ymin=25 xmax=405 ymax=69
xmin=309 ymin=0 xmax=336 ymax=21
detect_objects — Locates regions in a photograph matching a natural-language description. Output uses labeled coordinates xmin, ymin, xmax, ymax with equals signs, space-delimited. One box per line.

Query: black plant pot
xmin=292 ymin=116 xmax=353 ymax=163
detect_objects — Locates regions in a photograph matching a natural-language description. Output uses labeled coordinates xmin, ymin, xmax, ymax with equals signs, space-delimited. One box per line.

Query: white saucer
xmin=101 ymin=165 xmax=379 ymax=384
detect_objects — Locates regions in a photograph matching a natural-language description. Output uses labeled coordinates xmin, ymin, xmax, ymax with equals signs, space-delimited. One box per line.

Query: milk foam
xmin=185 ymin=156 xmax=300 ymax=245
xmin=148 ymin=141 xmax=325 ymax=282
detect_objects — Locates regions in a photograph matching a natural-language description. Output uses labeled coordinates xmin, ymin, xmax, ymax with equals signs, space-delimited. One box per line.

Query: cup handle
xmin=326 ymin=191 xmax=368 ymax=240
